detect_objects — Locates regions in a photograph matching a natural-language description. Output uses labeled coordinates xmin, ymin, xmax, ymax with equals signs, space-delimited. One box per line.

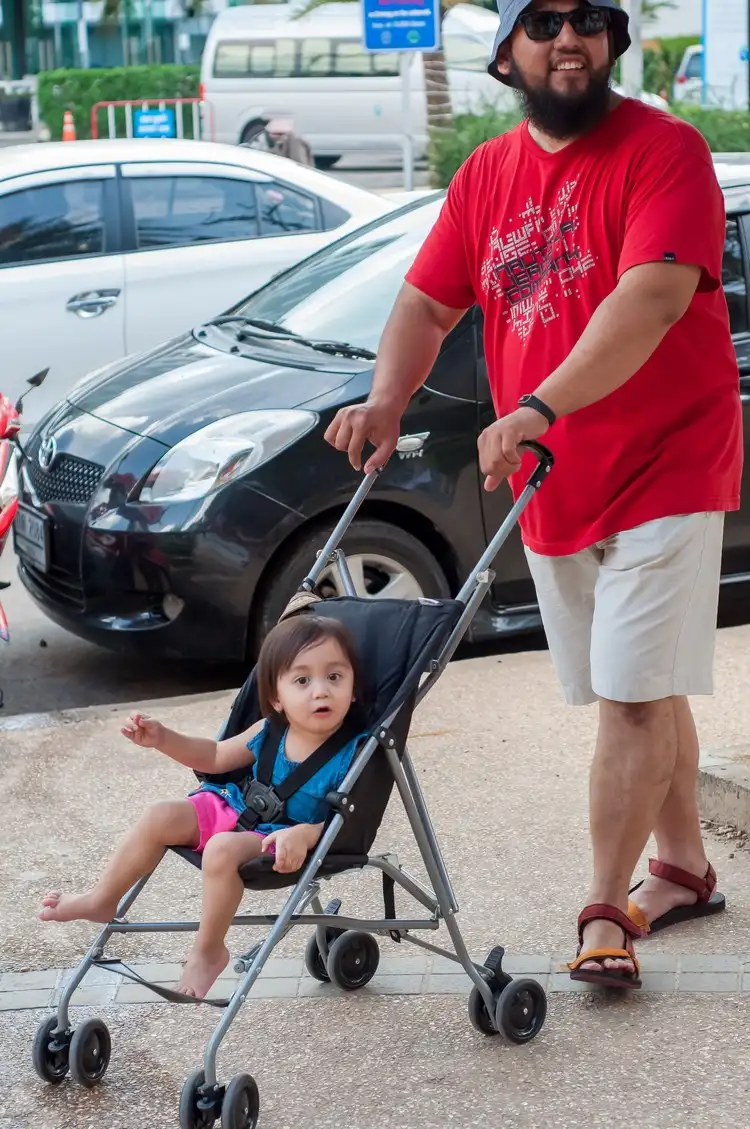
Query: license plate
xmin=14 ymin=504 xmax=50 ymax=572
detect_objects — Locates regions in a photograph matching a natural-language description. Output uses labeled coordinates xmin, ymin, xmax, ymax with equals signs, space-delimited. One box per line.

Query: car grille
xmin=23 ymin=435 xmax=103 ymax=506
xmin=20 ymin=559 xmax=85 ymax=611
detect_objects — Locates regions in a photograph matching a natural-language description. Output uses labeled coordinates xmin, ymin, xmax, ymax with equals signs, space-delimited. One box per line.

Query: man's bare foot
xmin=629 ymin=870 xmax=703 ymax=928
xmin=177 ymin=943 xmax=229 ymax=1000
xmin=37 ymin=891 xmax=116 ymax=924
xmin=577 ymin=919 xmax=636 ymax=975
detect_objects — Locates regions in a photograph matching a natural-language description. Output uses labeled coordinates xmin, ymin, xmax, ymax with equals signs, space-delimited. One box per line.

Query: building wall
xmin=642 ymin=0 xmax=702 ymax=39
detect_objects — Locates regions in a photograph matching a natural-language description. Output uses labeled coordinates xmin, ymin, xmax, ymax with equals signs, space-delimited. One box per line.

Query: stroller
xmin=31 ymin=438 xmax=554 ymax=1129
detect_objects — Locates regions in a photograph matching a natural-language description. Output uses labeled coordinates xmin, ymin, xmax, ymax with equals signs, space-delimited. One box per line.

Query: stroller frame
xmin=33 ymin=439 xmax=554 ymax=1127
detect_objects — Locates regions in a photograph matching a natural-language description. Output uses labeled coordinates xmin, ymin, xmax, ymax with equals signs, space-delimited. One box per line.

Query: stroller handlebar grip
xmin=518 ymin=439 xmax=554 ymax=469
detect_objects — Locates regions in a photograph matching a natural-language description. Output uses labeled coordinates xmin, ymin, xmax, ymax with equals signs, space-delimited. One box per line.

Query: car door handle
xmin=66 ymin=289 xmax=121 ymax=319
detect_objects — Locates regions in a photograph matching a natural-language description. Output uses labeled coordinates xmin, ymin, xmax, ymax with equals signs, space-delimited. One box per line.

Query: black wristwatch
xmin=518 ymin=394 xmax=556 ymax=427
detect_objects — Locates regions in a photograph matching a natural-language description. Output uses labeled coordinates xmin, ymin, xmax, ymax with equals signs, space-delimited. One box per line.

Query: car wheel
xmin=315 ymin=156 xmax=341 ymax=170
xmin=252 ymin=519 xmax=450 ymax=652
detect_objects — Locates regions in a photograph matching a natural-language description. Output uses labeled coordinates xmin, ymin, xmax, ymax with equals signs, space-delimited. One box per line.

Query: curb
xmin=0 ymin=688 xmax=236 ymax=733
xmin=698 ymin=745 xmax=750 ymax=836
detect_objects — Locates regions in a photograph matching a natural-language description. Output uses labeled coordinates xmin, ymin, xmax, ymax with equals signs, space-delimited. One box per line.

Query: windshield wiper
xmin=204 ymin=316 xmax=376 ymax=360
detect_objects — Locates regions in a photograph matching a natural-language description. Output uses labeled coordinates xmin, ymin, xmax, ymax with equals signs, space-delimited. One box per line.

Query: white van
xmin=200 ymin=2 xmax=514 ymax=164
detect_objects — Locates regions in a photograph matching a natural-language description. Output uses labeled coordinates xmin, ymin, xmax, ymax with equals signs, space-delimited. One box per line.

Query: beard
xmin=508 ymin=57 xmax=613 ymax=139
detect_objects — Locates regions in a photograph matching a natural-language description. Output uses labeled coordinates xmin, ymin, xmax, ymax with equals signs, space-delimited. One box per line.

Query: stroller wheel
xmin=221 ymin=1073 xmax=260 ymax=1129
xmin=326 ymin=931 xmax=380 ymax=991
xmin=180 ymin=1068 xmax=221 ymax=1129
xmin=303 ymin=927 xmax=344 ymax=983
xmin=494 ymin=978 xmax=547 ymax=1045
xmin=467 ymin=986 xmax=499 ymax=1036
xmin=68 ymin=1018 xmax=111 ymax=1087
xmin=32 ymin=1016 xmax=70 ymax=1084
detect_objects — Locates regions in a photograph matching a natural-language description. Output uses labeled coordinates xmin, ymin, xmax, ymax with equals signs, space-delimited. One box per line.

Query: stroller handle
xmin=518 ymin=439 xmax=554 ymax=471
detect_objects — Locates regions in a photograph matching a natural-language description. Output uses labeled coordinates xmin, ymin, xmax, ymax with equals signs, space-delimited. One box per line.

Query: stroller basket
xmin=32 ymin=440 xmax=554 ymax=1129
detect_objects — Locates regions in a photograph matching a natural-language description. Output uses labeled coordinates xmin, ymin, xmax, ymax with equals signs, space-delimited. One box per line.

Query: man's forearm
xmin=369 ymin=286 xmax=463 ymax=413
xmin=533 ymin=280 xmax=689 ymax=419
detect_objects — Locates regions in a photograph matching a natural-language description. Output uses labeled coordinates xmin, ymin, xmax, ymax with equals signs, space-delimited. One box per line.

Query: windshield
xmin=233 ymin=195 xmax=445 ymax=352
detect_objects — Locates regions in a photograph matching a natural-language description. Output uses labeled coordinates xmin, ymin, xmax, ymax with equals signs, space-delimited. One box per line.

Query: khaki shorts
xmin=524 ymin=512 xmax=725 ymax=706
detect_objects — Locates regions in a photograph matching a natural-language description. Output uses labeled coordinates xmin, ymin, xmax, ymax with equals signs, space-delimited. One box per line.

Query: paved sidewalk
xmin=4 ymin=627 xmax=750 ymax=1127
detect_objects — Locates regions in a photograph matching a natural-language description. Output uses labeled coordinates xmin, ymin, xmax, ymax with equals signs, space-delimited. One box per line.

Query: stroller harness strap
xmin=235 ymin=718 xmax=360 ymax=831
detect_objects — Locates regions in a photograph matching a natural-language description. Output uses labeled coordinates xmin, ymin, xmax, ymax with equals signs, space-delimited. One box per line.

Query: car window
xmin=257 ymin=182 xmax=319 ymax=236
xmin=131 ymin=176 xmax=259 ymax=249
xmin=0 ymin=180 xmax=107 ymax=266
xmin=724 ymin=217 xmax=748 ymax=336
xmin=237 ymin=197 xmax=445 ymax=351
xmin=213 ymin=38 xmax=296 ymax=78
xmin=685 ymin=52 xmax=702 ymax=80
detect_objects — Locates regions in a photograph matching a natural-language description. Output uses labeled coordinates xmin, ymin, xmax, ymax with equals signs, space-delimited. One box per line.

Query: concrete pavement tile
xmin=124 ymin=962 xmax=183 ymax=983
xmin=502 ymin=953 xmax=553 ymax=975
xmin=374 ymin=955 xmax=428 ymax=974
xmin=679 ymin=953 xmax=740 ymax=972
xmin=0 ymin=990 xmax=51 ymax=1011
xmin=678 ymin=972 xmax=741 ymax=992
xmin=255 ymin=957 xmax=304 ymax=978
xmin=0 ymin=969 xmax=58 ymax=992
xmin=640 ymin=972 xmax=677 ymax=993
xmin=52 ymin=985 xmax=117 ymax=1008
xmin=637 ymin=952 xmax=678 ymax=972
xmin=423 ymin=972 xmax=472 ymax=994
xmin=365 ymin=974 xmax=425 ymax=995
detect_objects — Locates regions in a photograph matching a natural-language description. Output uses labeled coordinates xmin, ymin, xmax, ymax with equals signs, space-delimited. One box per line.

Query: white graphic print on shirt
xmin=480 ymin=179 xmax=597 ymax=343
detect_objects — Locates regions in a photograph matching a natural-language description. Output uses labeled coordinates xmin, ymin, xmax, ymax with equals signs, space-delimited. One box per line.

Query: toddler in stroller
xmin=30 ymin=442 xmax=554 ymax=1129
xmin=38 ymin=614 xmax=367 ymax=1001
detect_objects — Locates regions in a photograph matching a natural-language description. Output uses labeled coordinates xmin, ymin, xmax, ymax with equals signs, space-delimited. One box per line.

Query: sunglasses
xmin=516 ymin=8 xmax=610 ymax=41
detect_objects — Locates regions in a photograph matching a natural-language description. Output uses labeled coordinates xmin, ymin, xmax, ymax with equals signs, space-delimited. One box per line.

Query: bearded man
xmin=324 ymin=0 xmax=743 ymax=988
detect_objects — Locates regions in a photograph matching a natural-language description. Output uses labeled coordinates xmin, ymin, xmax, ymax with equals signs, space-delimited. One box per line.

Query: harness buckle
xmin=236 ymin=780 xmax=285 ymax=830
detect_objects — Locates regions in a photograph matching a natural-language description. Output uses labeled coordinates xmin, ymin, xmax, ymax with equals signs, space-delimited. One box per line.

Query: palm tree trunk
xmin=422 ymin=6 xmax=454 ymax=186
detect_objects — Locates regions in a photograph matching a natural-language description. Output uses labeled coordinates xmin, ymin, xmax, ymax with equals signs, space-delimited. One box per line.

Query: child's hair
xmin=256 ymin=614 xmax=361 ymax=719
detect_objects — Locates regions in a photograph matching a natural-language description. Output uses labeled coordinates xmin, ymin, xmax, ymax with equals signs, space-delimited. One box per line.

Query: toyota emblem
xmin=38 ymin=435 xmax=58 ymax=472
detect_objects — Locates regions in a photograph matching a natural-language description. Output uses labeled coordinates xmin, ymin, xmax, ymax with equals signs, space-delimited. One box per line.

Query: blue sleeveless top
xmin=190 ymin=720 xmax=365 ymax=835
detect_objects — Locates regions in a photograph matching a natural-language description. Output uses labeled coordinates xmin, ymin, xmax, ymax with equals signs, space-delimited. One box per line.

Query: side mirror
xmin=14 ymin=367 xmax=49 ymax=414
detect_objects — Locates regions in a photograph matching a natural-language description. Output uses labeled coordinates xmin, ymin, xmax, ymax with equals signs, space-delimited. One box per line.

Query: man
xmin=324 ymin=0 xmax=743 ymax=989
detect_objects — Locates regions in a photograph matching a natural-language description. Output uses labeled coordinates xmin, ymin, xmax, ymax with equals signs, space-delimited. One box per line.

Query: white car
xmin=672 ymin=44 xmax=703 ymax=105
xmin=0 ymin=138 xmax=393 ymax=424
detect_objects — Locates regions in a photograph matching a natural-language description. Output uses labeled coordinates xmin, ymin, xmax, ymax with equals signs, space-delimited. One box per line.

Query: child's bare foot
xmin=177 ymin=943 xmax=230 ymax=1000
xmin=37 ymin=891 xmax=116 ymax=924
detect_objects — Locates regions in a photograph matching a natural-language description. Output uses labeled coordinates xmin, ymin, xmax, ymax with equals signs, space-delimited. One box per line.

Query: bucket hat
xmin=487 ymin=1 xmax=631 ymax=84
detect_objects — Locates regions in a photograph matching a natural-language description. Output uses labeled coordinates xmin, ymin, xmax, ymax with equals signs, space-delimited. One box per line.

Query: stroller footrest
xmin=91 ymin=958 xmax=230 ymax=1008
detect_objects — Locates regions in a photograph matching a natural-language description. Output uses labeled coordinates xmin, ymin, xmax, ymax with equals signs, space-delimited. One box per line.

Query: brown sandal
xmin=628 ymin=860 xmax=725 ymax=936
xmin=568 ymin=903 xmax=645 ymax=990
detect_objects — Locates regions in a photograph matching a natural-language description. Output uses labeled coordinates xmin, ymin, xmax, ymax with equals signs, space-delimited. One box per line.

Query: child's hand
xmin=120 ymin=712 xmax=165 ymax=749
xmin=261 ymin=826 xmax=313 ymax=873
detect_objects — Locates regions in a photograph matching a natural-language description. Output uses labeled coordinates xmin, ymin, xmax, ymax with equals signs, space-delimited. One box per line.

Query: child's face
xmin=274 ymin=637 xmax=355 ymax=734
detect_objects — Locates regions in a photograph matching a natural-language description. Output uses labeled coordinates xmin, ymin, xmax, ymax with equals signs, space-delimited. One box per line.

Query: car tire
xmin=252 ymin=519 xmax=450 ymax=654
xmin=315 ymin=156 xmax=341 ymax=170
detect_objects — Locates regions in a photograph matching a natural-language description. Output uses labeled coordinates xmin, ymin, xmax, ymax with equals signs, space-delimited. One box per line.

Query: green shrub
xmin=429 ymin=103 xmax=750 ymax=187
xmin=38 ymin=65 xmax=200 ymax=142
xmin=428 ymin=109 xmax=521 ymax=188
xmin=671 ymin=105 xmax=750 ymax=152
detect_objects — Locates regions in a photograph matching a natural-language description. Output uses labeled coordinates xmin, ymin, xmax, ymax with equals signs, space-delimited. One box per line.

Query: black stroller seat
xmin=31 ymin=442 xmax=554 ymax=1129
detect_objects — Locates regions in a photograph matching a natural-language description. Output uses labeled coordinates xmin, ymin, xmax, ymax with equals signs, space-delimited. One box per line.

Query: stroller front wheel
xmin=326 ymin=931 xmax=380 ymax=990
xmin=68 ymin=1017 xmax=111 ymax=1087
xmin=467 ymin=985 xmax=499 ymax=1036
xmin=32 ymin=1016 xmax=70 ymax=1084
xmin=494 ymin=978 xmax=547 ymax=1045
xmin=179 ymin=1068 xmax=221 ymax=1129
xmin=222 ymin=1073 xmax=260 ymax=1129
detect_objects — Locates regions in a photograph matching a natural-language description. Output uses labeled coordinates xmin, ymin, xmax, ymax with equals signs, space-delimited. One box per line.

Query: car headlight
xmin=139 ymin=410 xmax=317 ymax=505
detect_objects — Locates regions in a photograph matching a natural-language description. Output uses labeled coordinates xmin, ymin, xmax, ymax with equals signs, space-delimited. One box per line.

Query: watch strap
xmin=519 ymin=394 xmax=556 ymax=427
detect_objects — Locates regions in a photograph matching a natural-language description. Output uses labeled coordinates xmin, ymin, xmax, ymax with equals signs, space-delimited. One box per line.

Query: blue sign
xmin=362 ymin=0 xmax=440 ymax=53
xmin=133 ymin=108 xmax=176 ymax=139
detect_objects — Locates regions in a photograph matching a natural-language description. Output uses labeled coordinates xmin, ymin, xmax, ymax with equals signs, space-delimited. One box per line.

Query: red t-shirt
xmin=405 ymin=98 xmax=743 ymax=556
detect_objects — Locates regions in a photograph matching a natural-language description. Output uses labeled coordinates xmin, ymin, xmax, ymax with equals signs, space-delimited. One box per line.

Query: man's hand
xmin=323 ymin=399 xmax=402 ymax=474
xmin=478 ymin=407 xmax=550 ymax=492
xmin=262 ymin=825 xmax=318 ymax=873
xmin=120 ymin=712 xmax=165 ymax=749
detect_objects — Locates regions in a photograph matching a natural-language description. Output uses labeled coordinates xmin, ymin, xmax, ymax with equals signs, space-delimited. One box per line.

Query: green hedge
xmin=38 ymin=65 xmax=200 ymax=142
xmin=430 ymin=105 xmax=750 ymax=188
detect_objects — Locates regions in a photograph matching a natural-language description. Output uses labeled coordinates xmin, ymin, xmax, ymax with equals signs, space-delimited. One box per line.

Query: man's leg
xmin=579 ymin=512 xmax=725 ymax=974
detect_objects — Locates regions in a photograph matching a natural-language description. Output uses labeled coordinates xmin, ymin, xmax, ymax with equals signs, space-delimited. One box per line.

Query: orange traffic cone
xmin=62 ymin=110 xmax=76 ymax=142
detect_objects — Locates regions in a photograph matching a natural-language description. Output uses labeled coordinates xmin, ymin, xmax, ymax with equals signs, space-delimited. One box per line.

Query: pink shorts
xmin=188 ymin=791 xmax=271 ymax=853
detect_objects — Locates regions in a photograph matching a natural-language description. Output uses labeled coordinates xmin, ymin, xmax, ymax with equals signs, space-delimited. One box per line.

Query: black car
xmin=13 ymin=181 xmax=750 ymax=663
